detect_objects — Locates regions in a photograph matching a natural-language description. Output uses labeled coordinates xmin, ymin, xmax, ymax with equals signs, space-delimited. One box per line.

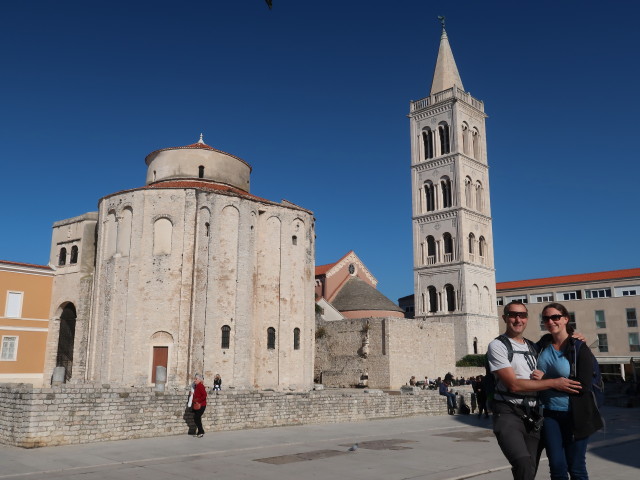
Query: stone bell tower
xmin=408 ymin=21 xmax=499 ymax=360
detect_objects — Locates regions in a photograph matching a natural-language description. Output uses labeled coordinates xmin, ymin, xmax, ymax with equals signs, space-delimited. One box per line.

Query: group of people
xmin=187 ymin=373 xmax=222 ymax=438
xmin=488 ymin=301 xmax=603 ymax=480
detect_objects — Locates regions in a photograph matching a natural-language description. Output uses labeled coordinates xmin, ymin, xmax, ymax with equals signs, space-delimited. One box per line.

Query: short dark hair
xmin=503 ymin=300 xmax=528 ymax=316
xmin=542 ymin=302 xmax=574 ymax=335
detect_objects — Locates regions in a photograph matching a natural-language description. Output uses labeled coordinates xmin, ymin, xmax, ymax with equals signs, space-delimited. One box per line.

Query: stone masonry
xmin=0 ymin=384 xmax=471 ymax=448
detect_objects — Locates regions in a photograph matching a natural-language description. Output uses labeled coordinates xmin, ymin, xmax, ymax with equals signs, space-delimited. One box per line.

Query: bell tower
xmin=409 ymin=21 xmax=499 ymax=360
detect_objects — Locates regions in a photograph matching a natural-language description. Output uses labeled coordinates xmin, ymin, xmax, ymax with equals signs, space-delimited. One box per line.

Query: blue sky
xmin=1 ymin=1 xmax=638 ymax=303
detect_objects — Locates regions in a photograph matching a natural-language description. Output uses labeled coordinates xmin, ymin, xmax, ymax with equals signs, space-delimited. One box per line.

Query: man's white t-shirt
xmin=487 ymin=336 xmax=537 ymax=405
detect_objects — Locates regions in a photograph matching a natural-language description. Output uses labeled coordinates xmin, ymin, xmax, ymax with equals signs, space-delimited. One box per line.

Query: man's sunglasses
xmin=506 ymin=311 xmax=528 ymax=319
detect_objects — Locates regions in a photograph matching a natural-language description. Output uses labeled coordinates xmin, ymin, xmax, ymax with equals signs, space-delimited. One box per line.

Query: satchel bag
xmin=192 ymin=401 xmax=201 ymax=411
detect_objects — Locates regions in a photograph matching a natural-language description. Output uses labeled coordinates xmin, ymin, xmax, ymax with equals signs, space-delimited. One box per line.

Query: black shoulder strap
xmin=496 ymin=335 xmax=514 ymax=362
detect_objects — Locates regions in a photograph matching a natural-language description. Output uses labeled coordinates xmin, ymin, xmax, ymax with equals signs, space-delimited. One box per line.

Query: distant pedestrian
xmin=213 ymin=374 xmax=222 ymax=391
xmin=190 ymin=374 xmax=207 ymax=438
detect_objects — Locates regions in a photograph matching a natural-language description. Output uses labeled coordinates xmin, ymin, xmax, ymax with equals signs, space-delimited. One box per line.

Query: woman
xmin=533 ymin=303 xmax=603 ymax=479
xmin=191 ymin=374 xmax=207 ymax=438
xmin=213 ymin=374 xmax=222 ymax=391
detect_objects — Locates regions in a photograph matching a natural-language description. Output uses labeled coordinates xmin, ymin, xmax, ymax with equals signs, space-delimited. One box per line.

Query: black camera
xmin=521 ymin=413 xmax=544 ymax=432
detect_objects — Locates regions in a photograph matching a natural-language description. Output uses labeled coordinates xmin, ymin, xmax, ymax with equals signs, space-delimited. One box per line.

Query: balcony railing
xmin=410 ymin=86 xmax=484 ymax=113
xmin=443 ymin=253 xmax=453 ymax=263
xmin=426 ymin=255 xmax=436 ymax=265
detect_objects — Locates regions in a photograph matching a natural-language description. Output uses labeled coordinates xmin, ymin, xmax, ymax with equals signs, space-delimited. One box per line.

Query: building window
xmin=597 ymin=333 xmax=608 ymax=353
xmin=568 ymin=312 xmax=577 ymax=331
xmin=462 ymin=122 xmax=470 ymax=155
xmin=70 ymin=245 xmax=79 ymax=264
xmin=496 ymin=297 xmax=504 ymax=306
xmin=5 ymin=291 xmax=23 ymax=318
xmin=472 ymin=128 xmax=480 ymax=159
xmin=422 ymin=128 xmax=434 ymax=160
xmin=464 ymin=177 xmax=473 ymax=208
xmin=267 ymin=327 xmax=276 ymax=350
xmin=438 ymin=122 xmax=450 ymax=154
xmin=0 ymin=336 xmax=18 ymax=361
xmin=221 ymin=325 xmax=231 ymax=349
xmin=629 ymin=333 xmax=640 ymax=352
xmin=198 ymin=165 xmax=205 ymax=178
xmin=468 ymin=233 xmax=475 ymax=259
xmin=443 ymin=233 xmax=454 ymax=262
xmin=59 ymin=247 xmax=67 ymax=266
xmin=559 ymin=290 xmax=582 ymax=301
xmin=426 ymin=236 xmax=436 ymax=264
xmin=627 ymin=308 xmax=638 ymax=328
xmin=293 ymin=328 xmax=300 ymax=350
xmin=428 ymin=285 xmax=438 ymax=313
xmin=623 ymin=289 xmax=638 ymax=296
xmin=441 ymin=176 xmax=452 ymax=208
xmin=475 ymin=181 xmax=483 ymax=212
xmin=445 ymin=284 xmax=456 ymax=312
xmin=506 ymin=295 xmax=527 ymax=304
xmin=595 ymin=310 xmax=606 ymax=328
xmin=292 ymin=235 xmax=297 ymax=246
xmin=424 ymin=181 xmax=435 ymax=212
xmin=478 ymin=236 xmax=486 ymax=260
xmin=531 ymin=294 xmax=554 ymax=303
xmin=585 ymin=288 xmax=612 ymax=299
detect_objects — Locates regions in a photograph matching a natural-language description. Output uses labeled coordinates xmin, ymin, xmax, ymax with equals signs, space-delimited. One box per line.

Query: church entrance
xmin=56 ymin=303 xmax=77 ymax=382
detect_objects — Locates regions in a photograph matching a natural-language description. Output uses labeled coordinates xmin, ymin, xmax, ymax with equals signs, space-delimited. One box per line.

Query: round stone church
xmin=44 ymin=136 xmax=316 ymax=391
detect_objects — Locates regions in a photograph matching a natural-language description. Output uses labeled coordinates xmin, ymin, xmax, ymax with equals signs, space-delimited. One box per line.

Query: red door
xmin=151 ymin=346 xmax=168 ymax=383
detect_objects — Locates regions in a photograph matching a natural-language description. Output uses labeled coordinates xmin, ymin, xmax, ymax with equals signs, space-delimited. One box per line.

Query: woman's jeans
xmin=543 ymin=410 xmax=589 ymax=480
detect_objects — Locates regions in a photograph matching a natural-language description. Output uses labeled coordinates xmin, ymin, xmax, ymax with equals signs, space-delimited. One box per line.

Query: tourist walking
xmin=190 ymin=374 xmax=207 ymax=438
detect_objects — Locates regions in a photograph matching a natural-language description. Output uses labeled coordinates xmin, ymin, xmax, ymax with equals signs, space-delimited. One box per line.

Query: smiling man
xmin=487 ymin=301 xmax=582 ymax=480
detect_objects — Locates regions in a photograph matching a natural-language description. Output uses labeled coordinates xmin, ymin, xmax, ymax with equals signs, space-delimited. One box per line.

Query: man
xmin=488 ymin=301 xmax=581 ymax=480
xmin=439 ymin=378 xmax=457 ymax=414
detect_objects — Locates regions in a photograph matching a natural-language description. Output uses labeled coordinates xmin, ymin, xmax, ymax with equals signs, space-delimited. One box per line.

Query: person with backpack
xmin=532 ymin=303 xmax=604 ymax=480
xmin=487 ymin=301 xmax=582 ymax=480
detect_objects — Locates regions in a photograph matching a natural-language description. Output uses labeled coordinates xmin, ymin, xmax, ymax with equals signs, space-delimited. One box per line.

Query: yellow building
xmin=0 ymin=260 xmax=53 ymax=386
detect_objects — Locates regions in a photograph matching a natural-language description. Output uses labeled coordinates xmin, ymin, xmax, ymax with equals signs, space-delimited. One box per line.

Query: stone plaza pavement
xmin=1 ymin=406 xmax=638 ymax=480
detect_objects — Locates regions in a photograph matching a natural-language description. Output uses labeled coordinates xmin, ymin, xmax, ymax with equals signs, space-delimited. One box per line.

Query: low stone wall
xmin=0 ymin=383 xmax=465 ymax=448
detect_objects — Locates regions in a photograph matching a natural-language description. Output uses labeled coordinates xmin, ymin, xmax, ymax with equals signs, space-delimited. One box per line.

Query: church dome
xmin=145 ymin=135 xmax=252 ymax=192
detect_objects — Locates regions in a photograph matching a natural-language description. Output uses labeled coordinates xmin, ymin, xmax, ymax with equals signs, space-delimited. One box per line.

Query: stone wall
xmin=0 ymin=383 xmax=463 ymax=448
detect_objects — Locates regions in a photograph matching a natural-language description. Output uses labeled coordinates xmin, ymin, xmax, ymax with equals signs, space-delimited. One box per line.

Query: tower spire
xmin=430 ymin=18 xmax=464 ymax=95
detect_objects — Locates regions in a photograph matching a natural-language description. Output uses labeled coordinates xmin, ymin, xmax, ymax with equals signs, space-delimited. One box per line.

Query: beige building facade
xmin=0 ymin=260 xmax=53 ymax=386
xmin=409 ymin=26 xmax=499 ymax=362
xmin=44 ymin=137 xmax=316 ymax=391
xmin=497 ymin=268 xmax=640 ymax=381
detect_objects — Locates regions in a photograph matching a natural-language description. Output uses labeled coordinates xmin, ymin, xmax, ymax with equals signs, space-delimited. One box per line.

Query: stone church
xmin=44 ymin=137 xmax=316 ymax=391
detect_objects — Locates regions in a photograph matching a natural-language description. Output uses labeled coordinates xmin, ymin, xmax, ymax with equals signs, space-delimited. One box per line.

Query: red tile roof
xmin=0 ymin=260 xmax=52 ymax=271
xmin=497 ymin=268 xmax=640 ymax=291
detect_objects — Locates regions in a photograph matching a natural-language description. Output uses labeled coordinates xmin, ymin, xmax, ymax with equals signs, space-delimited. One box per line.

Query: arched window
xmin=476 ymin=181 xmax=483 ymax=212
xmin=445 ymin=284 xmax=456 ymax=312
xmin=424 ymin=181 xmax=435 ymax=212
xmin=428 ymin=285 xmax=438 ymax=313
xmin=117 ymin=208 xmax=133 ymax=256
xmin=426 ymin=236 xmax=436 ymax=264
xmin=58 ymin=247 xmax=67 ymax=266
xmin=468 ymin=233 xmax=475 ymax=261
xmin=267 ymin=327 xmax=276 ymax=350
xmin=438 ymin=121 xmax=450 ymax=154
xmin=221 ymin=325 xmax=230 ymax=349
xmin=443 ymin=232 xmax=453 ymax=262
xmin=293 ymin=328 xmax=300 ymax=350
xmin=462 ymin=122 xmax=470 ymax=155
xmin=198 ymin=165 xmax=205 ymax=178
xmin=472 ymin=128 xmax=480 ymax=159
xmin=205 ymin=222 xmax=210 ymax=237
xmin=153 ymin=218 xmax=173 ymax=256
xmin=479 ymin=236 xmax=487 ymax=263
xmin=464 ymin=176 xmax=473 ymax=208
xmin=422 ymin=128 xmax=434 ymax=160
xmin=440 ymin=176 xmax=452 ymax=208
xmin=70 ymin=245 xmax=78 ymax=264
